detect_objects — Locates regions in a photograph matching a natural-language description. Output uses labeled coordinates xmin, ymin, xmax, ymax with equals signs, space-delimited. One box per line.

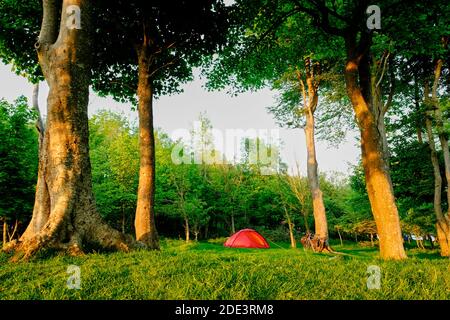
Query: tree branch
xmin=376 ymin=51 xmax=390 ymax=88
xmin=308 ymin=0 xmax=351 ymax=24
xmin=32 ymin=83 xmax=45 ymax=139
xmin=252 ymin=8 xmax=302 ymax=50
xmin=148 ymin=56 xmax=180 ymax=78
xmin=36 ymin=0 xmax=60 ymax=47
xmin=292 ymin=0 xmax=346 ymax=36
xmin=383 ymin=56 xmax=396 ymax=114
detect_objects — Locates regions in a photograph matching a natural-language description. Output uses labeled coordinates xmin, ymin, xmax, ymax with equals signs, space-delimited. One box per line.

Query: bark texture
xmin=10 ymin=0 xmax=133 ymax=260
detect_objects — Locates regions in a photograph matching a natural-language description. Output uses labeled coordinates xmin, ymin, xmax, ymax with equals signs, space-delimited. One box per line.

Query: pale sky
xmin=0 ymin=63 xmax=360 ymax=176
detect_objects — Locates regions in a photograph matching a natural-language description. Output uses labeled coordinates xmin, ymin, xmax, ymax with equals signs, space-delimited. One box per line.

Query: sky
xmin=0 ymin=63 xmax=360 ymax=176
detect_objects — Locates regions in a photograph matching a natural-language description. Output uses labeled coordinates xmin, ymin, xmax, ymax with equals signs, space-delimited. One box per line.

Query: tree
xmin=213 ymin=0 xmax=410 ymax=259
xmin=276 ymin=174 xmax=305 ymax=248
xmin=389 ymin=22 xmax=450 ymax=256
xmin=204 ymin=4 xmax=352 ymax=246
xmin=423 ymin=61 xmax=450 ymax=256
xmin=378 ymin=6 xmax=450 ymax=255
xmin=210 ymin=164 xmax=245 ymax=235
xmin=0 ymin=0 xmax=229 ymax=254
xmin=89 ymin=111 xmax=140 ymax=234
xmin=273 ymin=62 xmax=331 ymax=246
xmin=353 ymin=220 xmax=378 ymax=246
xmin=1 ymin=0 xmax=134 ymax=259
xmin=89 ymin=0 xmax=228 ymax=249
xmin=170 ymin=163 xmax=209 ymax=242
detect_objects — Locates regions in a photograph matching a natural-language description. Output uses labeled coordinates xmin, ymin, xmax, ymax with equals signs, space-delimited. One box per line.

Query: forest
xmin=0 ymin=104 xmax=443 ymax=249
xmin=0 ymin=0 xmax=450 ymax=302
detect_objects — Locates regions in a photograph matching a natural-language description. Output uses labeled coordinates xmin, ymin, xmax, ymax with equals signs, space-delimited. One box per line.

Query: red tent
xmin=224 ymin=229 xmax=270 ymax=249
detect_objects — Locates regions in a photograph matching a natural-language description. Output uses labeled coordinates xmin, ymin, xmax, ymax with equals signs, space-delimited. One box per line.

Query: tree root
xmin=300 ymin=233 xmax=334 ymax=253
xmin=1 ymin=240 xmax=18 ymax=254
xmin=136 ymin=232 xmax=160 ymax=250
xmin=8 ymin=217 xmax=141 ymax=262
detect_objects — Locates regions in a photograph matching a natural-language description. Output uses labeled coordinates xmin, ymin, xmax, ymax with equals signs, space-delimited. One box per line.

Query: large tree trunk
xmin=344 ymin=36 xmax=406 ymax=260
xmin=10 ymin=0 xmax=132 ymax=260
xmin=134 ymin=40 xmax=159 ymax=249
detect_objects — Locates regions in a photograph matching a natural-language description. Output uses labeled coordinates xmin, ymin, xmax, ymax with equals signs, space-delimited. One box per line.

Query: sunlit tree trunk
xmin=297 ymin=58 xmax=330 ymax=251
xmin=9 ymin=0 xmax=133 ymax=260
xmin=134 ymin=36 xmax=159 ymax=249
xmin=304 ymin=111 xmax=328 ymax=243
xmin=344 ymin=35 xmax=406 ymax=260
xmin=184 ymin=217 xmax=190 ymax=242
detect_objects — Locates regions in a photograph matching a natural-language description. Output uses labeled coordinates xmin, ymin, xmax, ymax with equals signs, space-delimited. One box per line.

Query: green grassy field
xmin=1 ymin=239 xmax=449 ymax=300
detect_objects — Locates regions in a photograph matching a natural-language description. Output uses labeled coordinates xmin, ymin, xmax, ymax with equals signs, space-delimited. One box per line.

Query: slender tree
xmin=91 ymin=1 xmax=228 ymax=249
xmin=205 ymin=5 xmax=347 ymax=246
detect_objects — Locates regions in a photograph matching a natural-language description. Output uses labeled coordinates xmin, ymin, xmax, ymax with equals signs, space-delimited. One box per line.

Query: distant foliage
xmin=0 ymin=97 xmax=38 ymax=228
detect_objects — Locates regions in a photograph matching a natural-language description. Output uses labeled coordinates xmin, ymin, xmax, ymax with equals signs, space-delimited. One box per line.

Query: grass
xmin=1 ymin=239 xmax=449 ymax=300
